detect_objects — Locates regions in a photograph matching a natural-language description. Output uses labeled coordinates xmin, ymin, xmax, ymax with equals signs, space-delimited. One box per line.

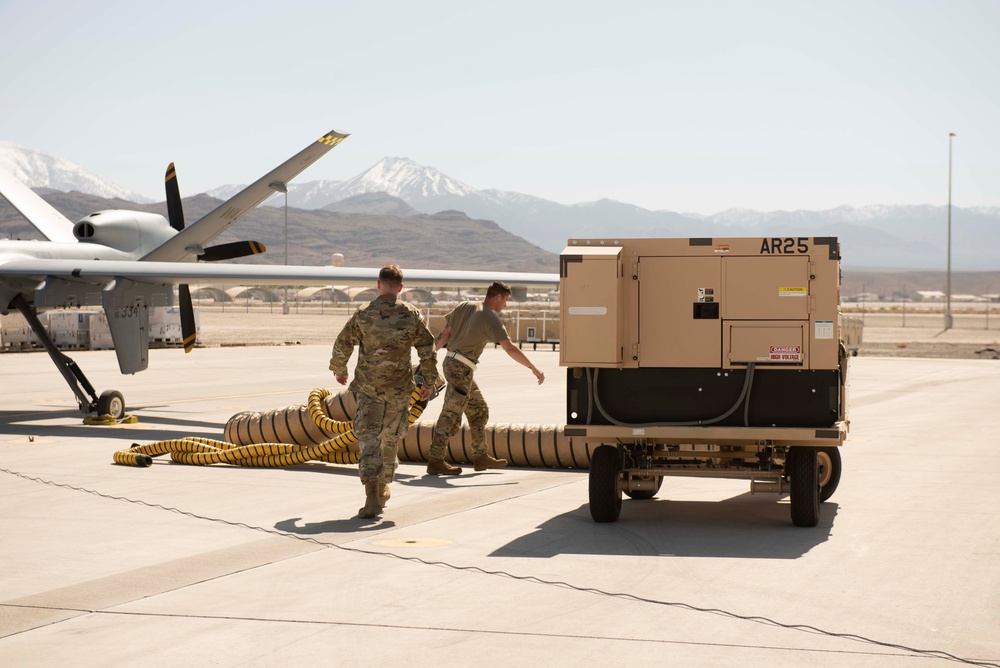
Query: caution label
xmin=769 ymin=345 xmax=802 ymax=362
xmin=779 ymin=287 xmax=807 ymax=297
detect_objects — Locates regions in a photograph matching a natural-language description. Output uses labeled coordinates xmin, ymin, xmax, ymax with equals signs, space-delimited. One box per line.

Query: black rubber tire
xmin=589 ymin=445 xmax=622 ymax=522
xmin=624 ymin=475 xmax=663 ymax=500
xmin=788 ymin=447 xmax=820 ymax=527
xmin=97 ymin=390 xmax=126 ymax=419
xmin=817 ymin=447 xmax=842 ymax=502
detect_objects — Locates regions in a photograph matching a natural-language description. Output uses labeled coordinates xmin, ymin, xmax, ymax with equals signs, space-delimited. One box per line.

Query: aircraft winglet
xmin=140 ymin=130 xmax=349 ymax=262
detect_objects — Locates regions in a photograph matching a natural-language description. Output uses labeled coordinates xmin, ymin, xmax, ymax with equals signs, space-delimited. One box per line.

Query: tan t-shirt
xmin=445 ymin=301 xmax=509 ymax=364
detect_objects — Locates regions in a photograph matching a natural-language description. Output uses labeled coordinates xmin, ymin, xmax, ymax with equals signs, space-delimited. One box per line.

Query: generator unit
xmin=560 ymin=237 xmax=851 ymax=526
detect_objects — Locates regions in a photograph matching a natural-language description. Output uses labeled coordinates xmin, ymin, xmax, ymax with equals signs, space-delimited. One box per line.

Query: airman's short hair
xmin=379 ymin=264 xmax=404 ymax=290
xmin=486 ymin=281 xmax=512 ymax=299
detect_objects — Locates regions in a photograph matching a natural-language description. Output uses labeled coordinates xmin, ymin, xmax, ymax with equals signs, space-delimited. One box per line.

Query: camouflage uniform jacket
xmin=329 ymin=294 xmax=439 ymax=399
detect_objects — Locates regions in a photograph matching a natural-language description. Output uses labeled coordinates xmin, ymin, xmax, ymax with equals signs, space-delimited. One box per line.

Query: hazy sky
xmin=1 ymin=0 xmax=997 ymax=214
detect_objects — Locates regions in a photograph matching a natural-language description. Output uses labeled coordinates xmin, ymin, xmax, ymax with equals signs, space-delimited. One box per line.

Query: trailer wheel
xmin=788 ymin=447 xmax=820 ymax=527
xmin=624 ymin=475 xmax=663 ymax=500
xmin=817 ymin=447 xmax=842 ymax=502
xmin=589 ymin=445 xmax=622 ymax=522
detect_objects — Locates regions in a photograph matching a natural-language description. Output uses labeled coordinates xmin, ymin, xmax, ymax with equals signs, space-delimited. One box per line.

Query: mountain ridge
xmin=2 ymin=143 xmax=997 ymax=270
xmin=206 ymin=156 xmax=1000 ymax=269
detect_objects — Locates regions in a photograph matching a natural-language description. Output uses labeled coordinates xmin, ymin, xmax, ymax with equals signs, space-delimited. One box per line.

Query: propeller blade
xmin=200 ymin=240 xmax=267 ymax=262
xmin=178 ymin=284 xmax=197 ymax=354
xmin=165 ymin=162 xmax=185 ymax=231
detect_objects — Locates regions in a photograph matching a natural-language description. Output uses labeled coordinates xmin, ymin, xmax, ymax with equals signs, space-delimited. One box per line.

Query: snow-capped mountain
xmin=330 ymin=157 xmax=479 ymax=201
xmin=0 ymin=141 xmax=151 ymax=203
xmin=207 ymin=157 xmax=475 ymax=210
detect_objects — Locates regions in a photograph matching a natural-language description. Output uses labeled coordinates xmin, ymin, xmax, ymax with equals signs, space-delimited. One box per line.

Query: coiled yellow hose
xmin=113 ymin=387 xmax=428 ymax=468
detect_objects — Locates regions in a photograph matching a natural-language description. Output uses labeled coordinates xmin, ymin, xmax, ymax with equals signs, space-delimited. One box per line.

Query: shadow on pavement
xmin=275 ymin=516 xmax=396 ymax=534
xmin=492 ymin=493 xmax=838 ymax=560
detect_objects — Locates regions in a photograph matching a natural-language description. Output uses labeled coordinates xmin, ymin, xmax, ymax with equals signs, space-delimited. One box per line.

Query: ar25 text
xmin=760 ymin=237 xmax=809 ymax=254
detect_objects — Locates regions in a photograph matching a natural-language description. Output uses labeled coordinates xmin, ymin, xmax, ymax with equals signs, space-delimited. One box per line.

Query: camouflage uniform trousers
xmin=430 ymin=357 xmax=489 ymax=460
xmin=354 ymin=391 xmax=411 ymax=485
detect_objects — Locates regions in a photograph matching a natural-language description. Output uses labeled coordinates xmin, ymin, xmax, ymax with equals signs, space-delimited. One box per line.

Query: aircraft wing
xmin=140 ymin=130 xmax=350 ymax=262
xmin=0 ymin=166 xmax=77 ymax=242
xmin=0 ymin=258 xmax=559 ymax=289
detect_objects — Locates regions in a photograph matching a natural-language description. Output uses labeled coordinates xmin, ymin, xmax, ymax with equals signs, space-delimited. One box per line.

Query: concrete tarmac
xmin=1 ymin=345 xmax=998 ymax=667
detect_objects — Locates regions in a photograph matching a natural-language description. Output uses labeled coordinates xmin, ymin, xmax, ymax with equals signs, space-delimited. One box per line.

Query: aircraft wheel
xmin=788 ymin=447 xmax=820 ymax=527
xmin=97 ymin=390 xmax=126 ymax=420
xmin=624 ymin=475 xmax=663 ymax=500
xmin=817 ymin=447 xmax=842 ymax=502
xmin=589 ymin=445 xmax=622 ymax=522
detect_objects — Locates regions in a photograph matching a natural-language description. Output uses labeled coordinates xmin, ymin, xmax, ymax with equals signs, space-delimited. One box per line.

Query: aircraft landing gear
xmin=11 ymin=295 xmax=127 ymax=420
xmin=97 ymin=390 xmax=126 ymax=420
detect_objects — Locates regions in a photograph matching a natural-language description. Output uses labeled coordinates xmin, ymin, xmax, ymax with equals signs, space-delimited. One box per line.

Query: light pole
xmin=945 ymin=132 xmax=955 ymax=330
xmin=901 ymin=281 xmax=906 ymax=327
xmin=269 ymin=181 xmax=289 ymax=314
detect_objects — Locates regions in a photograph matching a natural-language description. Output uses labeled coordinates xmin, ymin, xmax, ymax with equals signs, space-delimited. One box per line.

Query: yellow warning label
xmin=779 ymin=287 xmax=807 ymax=297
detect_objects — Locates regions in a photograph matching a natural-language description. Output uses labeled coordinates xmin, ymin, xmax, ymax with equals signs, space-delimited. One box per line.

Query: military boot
xmin=473 ymin=453 xmax=508 ymax=471
xmin=357 ymin=481 xmax=383 ymax=519
xmin=378 ymin=482 xmax=391 ymax=507
xmin=426 ymin=457 xmax=463 ymax=475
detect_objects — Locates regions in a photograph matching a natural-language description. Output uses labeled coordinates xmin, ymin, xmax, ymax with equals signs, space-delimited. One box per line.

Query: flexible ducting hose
xmin=112 ymin=386 xmax=429 ymax=468
xmin=224 ymin=387 xmax=592 ymax=469
xmin=399 ymin=421 xmax=590 ymax=469
xmin=223 ymin=388 xmax=358 ymax=447
xmin=116 ymin=371 xmax=594 ymax=470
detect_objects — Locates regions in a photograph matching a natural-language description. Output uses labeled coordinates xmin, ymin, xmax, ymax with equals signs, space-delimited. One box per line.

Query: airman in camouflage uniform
xmin=329 ymin=265 xmax=438 ymax=518
xmin=428 ymin=281 xmax=545 ymax=475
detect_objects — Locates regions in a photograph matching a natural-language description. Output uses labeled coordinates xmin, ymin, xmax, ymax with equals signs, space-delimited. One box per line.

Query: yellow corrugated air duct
xmin=112 ymin=387 xmax=429 ymax=468
xmin=224 ymin=388 xmax=593 ymax=470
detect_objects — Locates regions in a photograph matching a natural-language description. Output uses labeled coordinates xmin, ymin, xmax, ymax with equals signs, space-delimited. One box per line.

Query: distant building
xmin=189 ymin=285 xmax=231 ymax=302
xmin=226 ymin=286 xmax=280 ymax=303
xmin=846 ymin=292 xmax=881 ymax=303
xmin=296 ymin=286 xmax=350 ymax=303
